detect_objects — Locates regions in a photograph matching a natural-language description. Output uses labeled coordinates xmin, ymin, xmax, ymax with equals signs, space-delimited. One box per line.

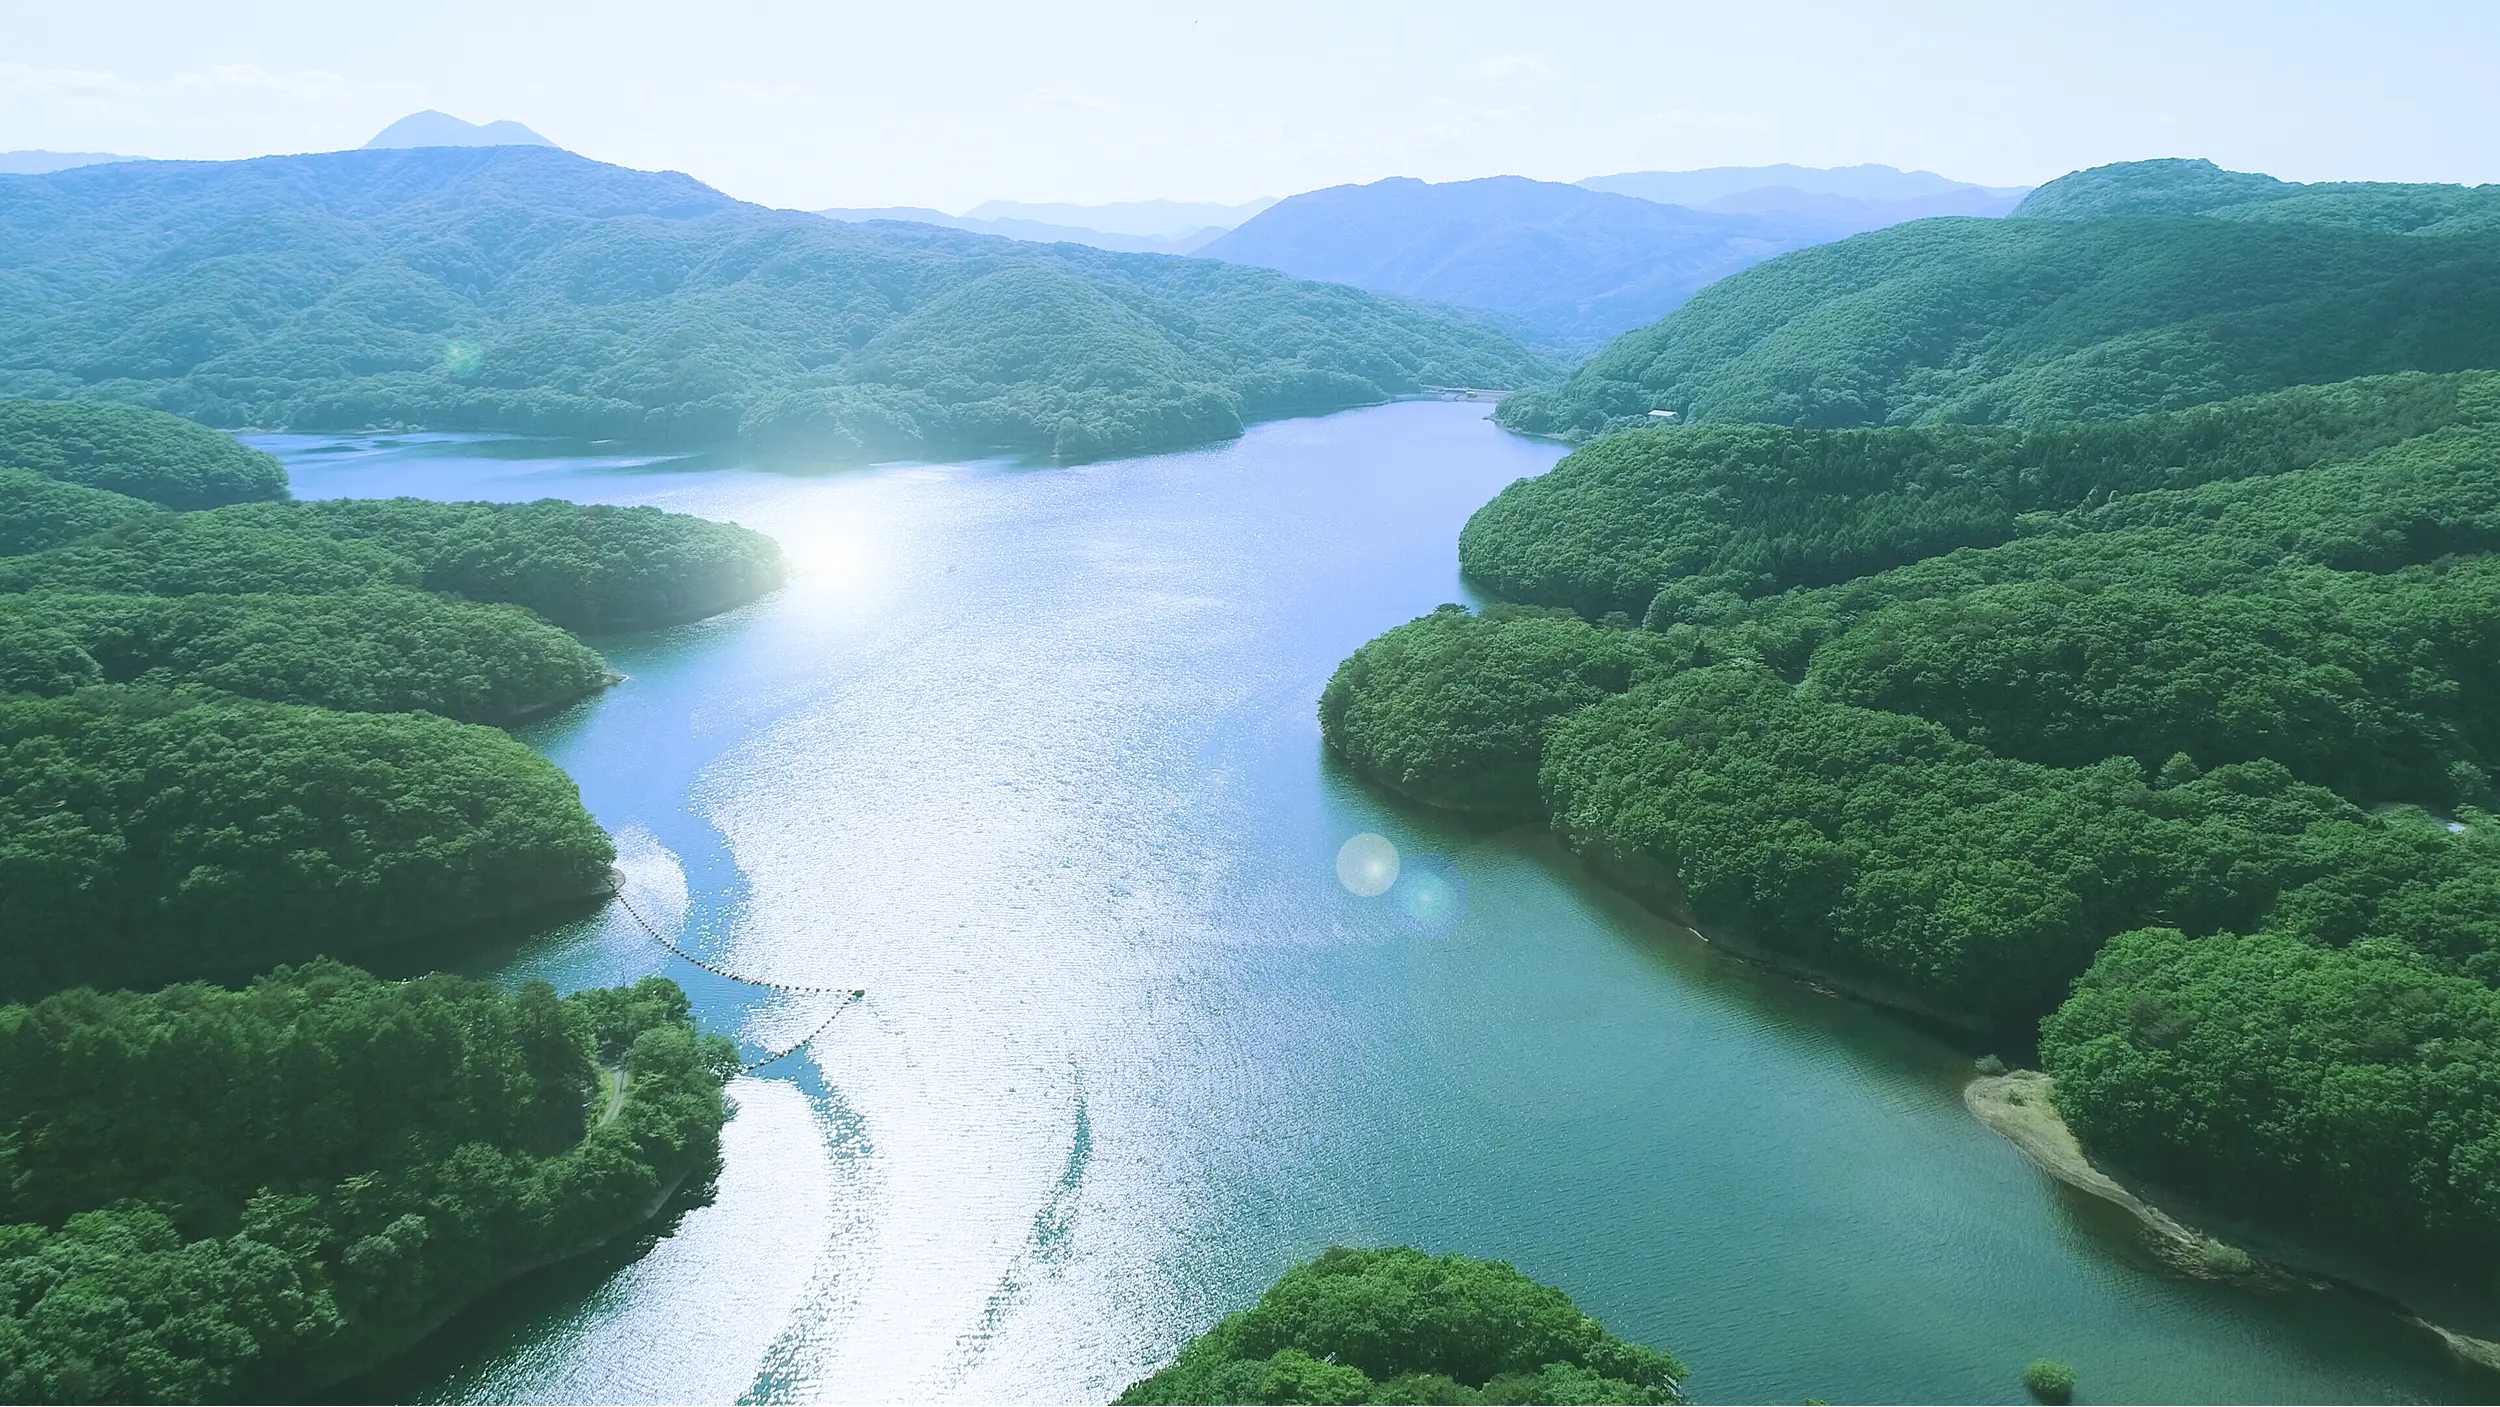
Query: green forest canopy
xmin=0 ymin=963 xmax=738 ymax=1403
xmin=0 ymin=406 xmax=780 ymax=1399
xmin=0 ymin=399 xmax=285 ymax=510
xmin=0 ymin=147 xmax=1553 ymax=460
xmin=1118 ymin=1246 xmax=1687 ymax=1406
xmin=0 ymin=402 xmax=787 ymax=994
xmin=0 ymin=689 xmax=618 ymax=997
xmin=1323 ymin=372 xmax=2500 ymax=1281
xmin=1494 ymin=161 xmax=2500 ymax=439
xmin=0 ymin=588 xmax=610 ymax=722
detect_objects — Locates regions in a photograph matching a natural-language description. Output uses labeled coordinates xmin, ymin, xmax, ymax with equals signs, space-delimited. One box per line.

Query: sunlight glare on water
xmin=269 ymin=407 xmax=2490 ymax=1407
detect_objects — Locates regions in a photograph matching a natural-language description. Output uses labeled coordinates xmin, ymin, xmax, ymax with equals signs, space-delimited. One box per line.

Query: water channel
xmin=261 ymin=403 xmax=2481 ymax=1404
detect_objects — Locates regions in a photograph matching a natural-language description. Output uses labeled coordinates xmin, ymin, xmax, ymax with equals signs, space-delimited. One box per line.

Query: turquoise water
xmin=265 ymin=404 xmax=2481 ymax=1404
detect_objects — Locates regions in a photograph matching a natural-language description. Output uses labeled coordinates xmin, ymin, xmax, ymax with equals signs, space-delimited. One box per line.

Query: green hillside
xmin=1466 ymin=372 xmax=2496 ymax=620
xmin=1118 ymin=1246 xmax=1686 ymax=1405
xmin=0 ymin=401 xmax=787 ymax=994
xmin=0 ymin=399 xmax=284 ymax=509
xmin=0 ymin=407 xmax=768 ymax=1398
xmin=0 ymin=964 xmax=736 ymax=1402
xmin=0 ymin=147 xmax=1551 ymax=460
xmin=1325 ymin=374 xmax=2500 ymax=1280
xmin=1495 ymin=161 xmax=2500 ymax=439
xmin=2014 ymin=156 xmax=2500 ymax=233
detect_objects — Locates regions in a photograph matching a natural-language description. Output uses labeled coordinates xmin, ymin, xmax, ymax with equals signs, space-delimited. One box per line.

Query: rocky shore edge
xmin=1966 ymin=1069 xmax=2500 ymax=1377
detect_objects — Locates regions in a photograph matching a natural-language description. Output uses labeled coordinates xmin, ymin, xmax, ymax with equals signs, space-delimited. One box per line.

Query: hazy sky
xmin=5 ymin=0 xmax=2493 ymax=211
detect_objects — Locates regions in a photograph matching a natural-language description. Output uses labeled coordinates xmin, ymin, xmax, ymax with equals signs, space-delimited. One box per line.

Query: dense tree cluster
xmin=1494 ymin=164 xmax=2500 ymax=439
xmin=1463 ymin=372 xmax=2498 ymax=621
xmin=1319 ymin=605 xmax=1685 ymax=814
xmin=2044 ymin=929 xmax=2500 ymax=1280
xmin=0 ymin=494 xmax=787 ymax=633
xmin=1118 ymin=1247 xmax=1686 ymax=1406
xmin=0 ymin=690 xmax=616 ymax=997
xmin=2013 ymin=156 xmax=2500 ymax=233
xmin=1543 ymin=663 xmax=2500 ymax=1023
xmin=0 ymin=415 xmax=795 ymax=991
xmin=0 ymin=146 xmax=1551 ymax=461
xmin=0 ymin=589 xmax=609 ymax=722
xmin=0 ymin=406 xmax=775 ymax=1396
xmin=1803 ymin=564 xmax=2500 ymax=804
xmin=0 ymin=400 xmax=286 ymax=509
xmin=1325 ymin=365 xmax=2500 ymax=1277
xmin=292 ymin=497 xmax=789 ymax=631
xmin=0 ymin=472 xmax=156 ymax=556
xmin=0 ymin=963 xmax=737 ymax=1402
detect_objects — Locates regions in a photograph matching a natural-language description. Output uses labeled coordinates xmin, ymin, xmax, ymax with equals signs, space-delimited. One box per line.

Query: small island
xmin=1119 ymin=1246 xmax=1688 ymax=1406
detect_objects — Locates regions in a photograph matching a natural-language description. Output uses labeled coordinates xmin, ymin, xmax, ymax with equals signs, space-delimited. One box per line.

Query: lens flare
xmin=1335 ymin=832 xmax=1399 ymax=896
xmin=1392 ymin=854 xmax=1467 ymax=932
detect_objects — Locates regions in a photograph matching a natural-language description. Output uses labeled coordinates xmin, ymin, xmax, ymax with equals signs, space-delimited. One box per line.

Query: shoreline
xmin=309 ymin=1109 xmax=716 ymax=1390
xmin=1522 ymin=813 xmax=2500 ymax=1377
xmin=1569 ymin=841 xmax=2001 ymax=1036
xmin=1967 ymin=1070 xmax=2500 ymax=1377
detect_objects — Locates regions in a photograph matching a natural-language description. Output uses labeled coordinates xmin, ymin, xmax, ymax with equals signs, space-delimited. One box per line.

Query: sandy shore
xmin=1967 ymin=1070 xmax=2500 ymax=1376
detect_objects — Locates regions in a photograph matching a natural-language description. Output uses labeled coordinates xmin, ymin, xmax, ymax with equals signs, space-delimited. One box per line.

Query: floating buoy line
xmin=605 ymin=876 xmax=865 ymax=1073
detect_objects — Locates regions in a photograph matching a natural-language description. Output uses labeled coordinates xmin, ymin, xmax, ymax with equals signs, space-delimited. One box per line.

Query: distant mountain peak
xmin=0 ymin=150 xmax=143 ymax=175
xmin=958 ymin=197 xmax=1275 ymax=239
xmin=1579 ymin=163 xmax=2026 ymax=208
xmin=365 ymin=110 xmax=557 ymax=150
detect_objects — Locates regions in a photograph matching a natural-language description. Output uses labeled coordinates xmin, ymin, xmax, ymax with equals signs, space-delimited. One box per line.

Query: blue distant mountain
xmin=961 ymin=197 xmax=1274 ymax=239
xmin=0 ymin=150 xmax=143 ymax=175
xmin=1195 ymin=169 xmax=2034 ymax=348
xmin=1578 ymin=162 xmax=2025 ymax=206
xmin=815 ymin=206 xmax=1230 ymax=255
xmin=365 ymin=110 xmax=557 ymax=149
xmin=1192 ymin=176 xmax=1831 ymax=347
xmin=819 ymin=196 xmax=1275 ymax=256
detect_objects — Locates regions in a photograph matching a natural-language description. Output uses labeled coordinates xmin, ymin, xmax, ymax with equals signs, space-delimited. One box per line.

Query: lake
xmin=262 ymin=403 xmax=2480 ymax=1404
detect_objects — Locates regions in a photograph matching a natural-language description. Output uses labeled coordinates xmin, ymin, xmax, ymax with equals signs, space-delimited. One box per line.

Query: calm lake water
xmin=260 ymin=404 xmax=2481 ymax=1404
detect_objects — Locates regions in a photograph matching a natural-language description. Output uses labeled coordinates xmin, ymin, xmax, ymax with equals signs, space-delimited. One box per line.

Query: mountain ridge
xmin=1197 ymin=173 xmax=1999 ymax=348
xmin=1499 ymin=159 xmax=2500 ymax=436
xmin=0 ymin=144 xmax=1548 ymax=459
xmin=365 ymin=110 xmax=558 ymax=150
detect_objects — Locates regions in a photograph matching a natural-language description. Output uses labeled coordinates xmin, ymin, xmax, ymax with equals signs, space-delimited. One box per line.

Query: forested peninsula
xmin=0 ymin=964 xmax=738 ymax=1401
xmin=0 ymin=146 xmax=1551 ymax=461
xmin=1327 ymin=159 xmax=2500 ymax=1302
xmin=0 ymin=399 xmax=773 ymax=1400
xmin=1119 ymin=1247 xmax=1688 ymax=1406
xmin=0 ymin=400 xmax=784 ymax=994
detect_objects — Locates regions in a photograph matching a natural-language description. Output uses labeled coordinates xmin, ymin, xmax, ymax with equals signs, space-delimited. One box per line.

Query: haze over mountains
xmin=363 ymin=110 xmax=557 ymax=150
xmin=0 ymin=144 xmax=1542 ymax=458
xmin=1194 ymin=166 xmax=2034 ymax=348
xmin=15 ymin=115 xmax=2028 ymax=346
xmin=818 ymin=196 xmax=1278 ymax=256
xmin=1 ymin=109 xmax=561 ymax=179
xmin=1579 ymin=161 xmax=2024 ymax=205
xmin=0 ymin=152 xmax=144 ymax=176
xmin=1501 ymin=158 xmax=2500 ymax=437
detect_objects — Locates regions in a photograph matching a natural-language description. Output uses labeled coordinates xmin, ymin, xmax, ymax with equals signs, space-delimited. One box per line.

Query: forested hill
xmin=0 ymin=146 xmax=1550 ymax=460
xmin=1325 ymin=371 xmax=2500 ymax=1286
xmin=1196 ymin=175 xmax=1837 ymax=348
xmin=1496 ymin=159 xmax=2500 ymax=438
xmin=2011 ymin=156 xmax=2500 ymax=232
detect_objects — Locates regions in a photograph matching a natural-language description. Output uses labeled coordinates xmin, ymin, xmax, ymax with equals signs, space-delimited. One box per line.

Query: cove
xmin=262 ymin=404 xmax=2484 ymax=1404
